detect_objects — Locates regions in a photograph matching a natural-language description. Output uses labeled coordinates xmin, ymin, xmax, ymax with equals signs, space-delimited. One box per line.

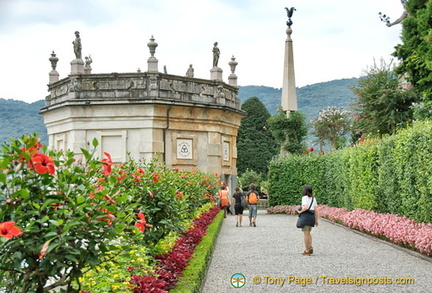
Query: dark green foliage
xmin=0 ymin=99 xmax=48 ymax=145
xmin=237 ymin=97 xmax=277 ymax=177
xmin=268 ymin=120 xmax=432 ymax=223
xmin=393 ymin=0 xmax=432 ymax=97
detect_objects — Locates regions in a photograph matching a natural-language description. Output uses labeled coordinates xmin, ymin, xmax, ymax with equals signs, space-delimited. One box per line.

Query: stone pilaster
xmin=210 ymin=67 xmax=223 ymax=81
xmin=70 ymin=59 xmax=84 ymax=75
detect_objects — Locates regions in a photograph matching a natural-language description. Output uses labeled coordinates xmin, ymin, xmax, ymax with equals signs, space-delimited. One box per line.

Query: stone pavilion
xmin=41 ymin=33 xmax=245 ymax=187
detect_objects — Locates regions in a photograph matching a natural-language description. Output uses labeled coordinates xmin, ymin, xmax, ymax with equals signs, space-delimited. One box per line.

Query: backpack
xmin=248 ymin=191 xmax=259 ymax=204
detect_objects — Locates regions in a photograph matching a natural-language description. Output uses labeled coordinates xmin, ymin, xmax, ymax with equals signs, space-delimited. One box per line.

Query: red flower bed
xmin=131 ymin=205 xmax=221 ymax=292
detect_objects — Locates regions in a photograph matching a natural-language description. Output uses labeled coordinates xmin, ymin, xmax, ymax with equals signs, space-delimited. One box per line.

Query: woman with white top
xmin=296 ymin=185 xmax=319 ymax=255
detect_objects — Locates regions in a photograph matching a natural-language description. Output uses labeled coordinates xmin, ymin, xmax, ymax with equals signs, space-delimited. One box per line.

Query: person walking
xmin=246 ymin=184 xmax=259 ymax=227
xmin=296 ymin=185 xmax=319 ymax=255
xmin=232 ymin=187 xmax=246 ymax=227
xmin=218 ymin=186 xmax=229 ymax=218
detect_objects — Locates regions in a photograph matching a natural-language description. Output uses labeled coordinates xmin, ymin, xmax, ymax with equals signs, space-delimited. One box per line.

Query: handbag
xmin=296 ymin=198 xmax=315 ymax=228
xmin=240 ymin=193 xmax=248 ymax=208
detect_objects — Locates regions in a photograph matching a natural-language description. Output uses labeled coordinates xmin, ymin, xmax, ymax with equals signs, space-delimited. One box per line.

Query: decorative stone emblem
xmin=177 ymin=139 xmax=193 ymax=159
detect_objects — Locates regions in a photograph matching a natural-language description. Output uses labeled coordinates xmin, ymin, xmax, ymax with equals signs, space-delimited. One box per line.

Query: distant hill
xmin=0 ymin=99 xmax=48 ymax=145
xmin=238 ymin=77 xmax=358 ymax=121
xmin=0 ymin=78 xmax=358 ymax=146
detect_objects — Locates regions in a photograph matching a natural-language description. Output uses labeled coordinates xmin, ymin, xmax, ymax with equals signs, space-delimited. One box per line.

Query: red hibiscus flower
xmin=309 ymin=146 xmax=314 ymax=152
xmin=98 ymin=209 xmax=114 ymax=225
xmin=132 ymin=173 xmax=143 ymax=182
xmin=152 ymin=172 xmax=159 ymax=182
xmin=28 ymin=153 xmax=56 ymax=175
xmin=101 ymin=152 xmax=113 ymax=176
xmin=176 ymin=191 xmax=184 ymax=199
xmin=0 ymin=221 xmax=22 ymax=239
xmin=135 ymin=213 xmax=153 ymax=232
xmin=117 ymin=170 xmax=126 ymax=182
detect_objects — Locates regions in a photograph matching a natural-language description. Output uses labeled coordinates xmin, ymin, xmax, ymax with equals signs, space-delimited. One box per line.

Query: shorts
xmin=249 ymin=204 xmax=257 ymax=218
xmin=302 ymin=226 xmax=312 ymax=232
xmin=234 ymin=205 xmax=244 ymax=215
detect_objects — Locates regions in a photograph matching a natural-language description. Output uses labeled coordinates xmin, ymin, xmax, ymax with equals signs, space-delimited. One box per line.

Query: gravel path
xmin=200 ymin=210 xmax=432 ymax=292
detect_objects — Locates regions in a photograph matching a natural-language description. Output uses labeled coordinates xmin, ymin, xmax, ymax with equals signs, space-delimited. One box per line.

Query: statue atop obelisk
xmin=281 ymin=7 xmax=298 ymax=115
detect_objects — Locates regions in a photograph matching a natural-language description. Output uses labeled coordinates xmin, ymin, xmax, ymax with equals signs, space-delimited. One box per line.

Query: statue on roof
xmin=73 ymin=31 xmax=82 ymax=59
xmin=212 ymin=42 xmax=220 ymax=68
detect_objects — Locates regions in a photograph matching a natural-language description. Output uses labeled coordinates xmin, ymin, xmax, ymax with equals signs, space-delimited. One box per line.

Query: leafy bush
xmin=0 ymin=135 xmax=220 ymax=292
xmin=268 ymin=120 xmax=432 ymax=223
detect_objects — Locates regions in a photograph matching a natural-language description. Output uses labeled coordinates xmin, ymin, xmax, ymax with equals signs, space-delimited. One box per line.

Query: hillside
xmin=0 ymin=99 xmax=48 ymax=145
xmin=238 ymin=77 xmax=358 ymax=121
xmin=0 ymin=78 xmax=358 ymax=146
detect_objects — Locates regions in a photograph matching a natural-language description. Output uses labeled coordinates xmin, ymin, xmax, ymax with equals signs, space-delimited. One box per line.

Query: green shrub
xmin=268 ymin=120 xmax=432 ymax=222
xmin=170 ymin=210 xmax=224 ymax=293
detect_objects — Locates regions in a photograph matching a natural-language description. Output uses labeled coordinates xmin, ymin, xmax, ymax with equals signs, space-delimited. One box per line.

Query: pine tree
xmin=236 ymin=97 xmax=277 ymax=177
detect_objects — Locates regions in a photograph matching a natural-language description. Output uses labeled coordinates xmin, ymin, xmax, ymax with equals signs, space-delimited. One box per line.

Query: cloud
xmin=0 ymin=0 xmax=405 ymax=102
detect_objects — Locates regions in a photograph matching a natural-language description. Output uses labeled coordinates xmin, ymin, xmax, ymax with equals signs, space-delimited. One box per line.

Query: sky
xmin=0 ymin=0 xmax=405 ymax=103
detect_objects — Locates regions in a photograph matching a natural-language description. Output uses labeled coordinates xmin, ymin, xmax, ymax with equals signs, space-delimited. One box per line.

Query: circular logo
xmin=230 ymin=273 xmax=246 ymax=288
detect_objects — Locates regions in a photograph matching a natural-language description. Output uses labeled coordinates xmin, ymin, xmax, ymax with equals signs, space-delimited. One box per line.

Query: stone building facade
xmin=41 ymin=35 xmax=245 ymax=187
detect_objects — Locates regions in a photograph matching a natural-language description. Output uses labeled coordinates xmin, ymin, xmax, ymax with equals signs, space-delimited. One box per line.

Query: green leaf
xmin=20 ymin=188 xmax=30 ymax=200
xmin=76 ymin=196 xmax=85 ymax=205
xmin=65 ymin=254 xmax=78 ymax=263
xmin=80 ymin=148 xmax=91 ymax=160
xmin=0 ymin=172 xmax=6 ymax=184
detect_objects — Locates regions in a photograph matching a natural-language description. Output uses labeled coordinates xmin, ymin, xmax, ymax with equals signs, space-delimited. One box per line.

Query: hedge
xmin=268 ymin=120 xmax=432 ymax=223
xmin=170 ymin=210 xmax=225 ymax=293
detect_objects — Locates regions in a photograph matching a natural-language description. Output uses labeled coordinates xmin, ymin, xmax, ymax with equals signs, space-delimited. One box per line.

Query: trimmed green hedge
xmin=170 ymin=210 xmax=225 ymax=293
xmin=268 ymin=120 xmax=432 ymax=223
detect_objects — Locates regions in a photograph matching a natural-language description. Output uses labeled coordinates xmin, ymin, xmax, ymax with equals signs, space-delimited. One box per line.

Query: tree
xmin=350 ymin=59 xmax=417 ymax=140
xmin=393 ymin=0 xmax=432 ymax=98
xmin=236 ymin=97 xmax=277 ymax=177
xmin=238 ymin=169 xmax=263 ymax=192
xmin=267 ymin=109 xmax=308 ymax=155
xmin=310 ymin=106 xmax=351 ymax=150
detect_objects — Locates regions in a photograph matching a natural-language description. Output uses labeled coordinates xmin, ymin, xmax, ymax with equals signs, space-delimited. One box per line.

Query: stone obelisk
xmin=281 ymin=7 xmax=298 ymax=115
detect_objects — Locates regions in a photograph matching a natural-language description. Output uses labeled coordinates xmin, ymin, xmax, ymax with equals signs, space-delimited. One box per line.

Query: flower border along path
xmin=170 ymin=207 xmax=224 ymax=293
xmin=267 ymin=204 xmax=432 ymax=257
xmin=131 ymin=205 xmax=223 ymax=292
